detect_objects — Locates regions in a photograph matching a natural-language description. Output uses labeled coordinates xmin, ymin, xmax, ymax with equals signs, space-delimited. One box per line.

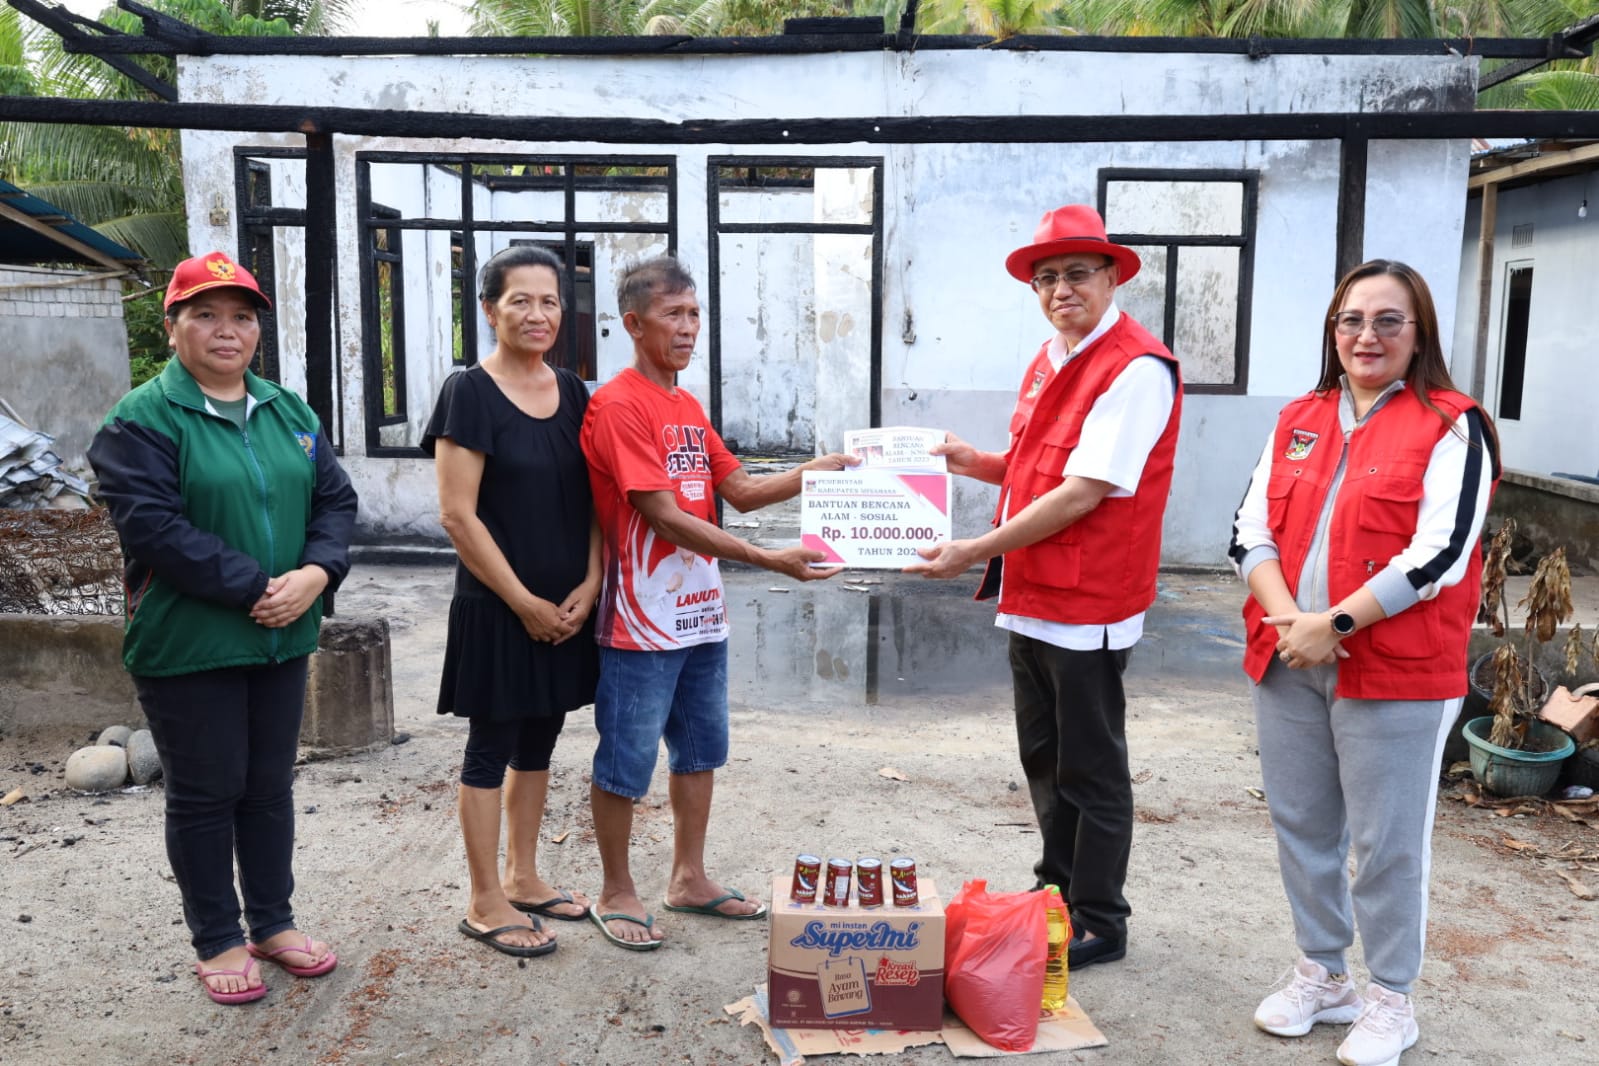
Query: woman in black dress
xmin=423 ymin=245 xmax=600 ymax=957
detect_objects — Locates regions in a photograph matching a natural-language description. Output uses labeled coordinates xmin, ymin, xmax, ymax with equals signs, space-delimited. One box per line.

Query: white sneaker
xmin=1337 ymin=983 xmax=1419 ymax=1066
xmin=1253 ymin=957 xmax=1362 ymax=1037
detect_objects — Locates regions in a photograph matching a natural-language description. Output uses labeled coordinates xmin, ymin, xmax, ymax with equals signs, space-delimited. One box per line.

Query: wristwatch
xmin=1329 ymin=607 xmax=1357 ymax=638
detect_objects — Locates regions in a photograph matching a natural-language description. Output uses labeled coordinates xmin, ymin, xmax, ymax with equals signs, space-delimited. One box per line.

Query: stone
xmin=96 ymin=724 xmax=132 ymax=748
xmin=125 ymin=730 xmax=161 ymax=785
xmin=64 ymin=746 xmax=127 ymax=792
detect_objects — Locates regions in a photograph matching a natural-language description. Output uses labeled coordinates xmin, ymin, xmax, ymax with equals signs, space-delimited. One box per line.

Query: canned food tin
xmin=823 ymin=858 xmax=854 ymax=907
xmin=791 ymin=854 xmax=822 ymax=903
xmin=790 ymin=854 xmax=822 ymax=903
xmin=889 ymin=857 xmax=919 ymax=907
xmin=856 ymin=857 xmax=884 ymax=907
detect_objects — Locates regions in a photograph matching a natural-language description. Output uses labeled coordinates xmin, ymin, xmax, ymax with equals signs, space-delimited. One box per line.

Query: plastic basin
xmin=1462 ymin=716 xmax=1574 ymax=798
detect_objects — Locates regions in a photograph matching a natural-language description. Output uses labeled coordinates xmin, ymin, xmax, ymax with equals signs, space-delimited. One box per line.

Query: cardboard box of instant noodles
xmin=766 ymin=875 xmax=945 ymax=1032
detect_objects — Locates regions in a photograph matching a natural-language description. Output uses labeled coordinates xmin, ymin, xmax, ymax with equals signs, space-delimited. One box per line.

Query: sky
xmin=53 ymin=0 xmax=471 ymax=36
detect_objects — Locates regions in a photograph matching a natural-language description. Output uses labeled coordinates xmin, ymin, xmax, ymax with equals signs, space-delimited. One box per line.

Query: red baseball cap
xmin=164 ymin=251 xmax=272 ymax=311
xmin=1004 ymin=204 xmax=1141 ymax=285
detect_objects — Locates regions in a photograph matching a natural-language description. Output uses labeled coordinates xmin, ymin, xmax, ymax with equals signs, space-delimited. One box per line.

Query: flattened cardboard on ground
xmin=941 ymin=999 xmax=1109 ymax=1057
xmin=768 ymin=875 xmax=946 ymax=1031
xmin=724 ymin=985 xmax=944 ymax=1066
xmin=724 ymin=986 xmax=1107 ymax=1063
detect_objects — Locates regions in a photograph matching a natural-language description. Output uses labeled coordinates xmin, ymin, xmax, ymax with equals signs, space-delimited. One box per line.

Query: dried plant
xmin=1479 ymin=519 xmax=1514 ymax=639
xmin=1521 ymin=548 xmax=1573 ymax=645
xmin=1480 ymin=538 xmax=1592 ymax=751
xmin=1487 ymin=644 xmax=1527 ymax=749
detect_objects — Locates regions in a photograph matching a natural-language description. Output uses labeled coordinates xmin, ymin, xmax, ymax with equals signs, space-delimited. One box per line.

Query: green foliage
xmin=1520 ymin=69 xmax=1599 ymax=110
xmin=918 ymin=0 xmax=1074 ymax=36
xmin=1 ymin=0 xmax=350 ymax=387
xmin=464 ymin=0 xmax=878 ymax=37
xmin=1049 ymin=0 xmax=1597 ymax=40
xmin=123 ymin=290 xmax=172 ymax=387
xmin=0 ymin=6 xmax=34 ymax=96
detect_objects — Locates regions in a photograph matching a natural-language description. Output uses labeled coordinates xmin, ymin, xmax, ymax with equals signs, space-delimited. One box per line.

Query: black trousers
xmin=134 ymin=657 xmax=308 ymax=959
xmin=1008 ymin=632 xmax=1133 ymax=941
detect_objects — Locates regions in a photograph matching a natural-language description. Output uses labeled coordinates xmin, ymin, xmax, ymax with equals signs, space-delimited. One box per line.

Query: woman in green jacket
xmin=89 ymin=251 xmax=358 ymax=1005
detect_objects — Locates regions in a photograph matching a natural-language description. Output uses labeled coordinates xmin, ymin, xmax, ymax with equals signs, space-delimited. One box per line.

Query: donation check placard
xmin=800 ymin=468 xmax=951 ymax=569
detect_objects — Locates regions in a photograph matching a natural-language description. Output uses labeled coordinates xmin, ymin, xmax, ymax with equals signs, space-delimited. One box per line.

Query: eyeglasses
xmin=1331 ymin=312 xmax=1414 ymax=338
xmin=1030 ymin=264 xmax=1112 ymax=292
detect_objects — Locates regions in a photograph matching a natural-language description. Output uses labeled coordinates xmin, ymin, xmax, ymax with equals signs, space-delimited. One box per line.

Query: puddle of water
xmin=724 ymin=571 xmax=1250 ymax=710
xmin=725 ymin=573 xmax=1012 ymax=711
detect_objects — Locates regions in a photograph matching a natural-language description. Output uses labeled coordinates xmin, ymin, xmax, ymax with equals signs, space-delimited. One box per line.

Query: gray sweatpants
xmin=1252 ymin=659 xmax=1459 ymax=994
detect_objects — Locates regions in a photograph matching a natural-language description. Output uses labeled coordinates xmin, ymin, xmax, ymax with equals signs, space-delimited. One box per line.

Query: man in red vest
xmin=908 ymin=204 xmax=1182 ymax=969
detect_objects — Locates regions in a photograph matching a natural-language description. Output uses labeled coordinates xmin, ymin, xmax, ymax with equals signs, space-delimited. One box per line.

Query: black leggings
xmin=459 ymin=713 xmax=567 ymax=789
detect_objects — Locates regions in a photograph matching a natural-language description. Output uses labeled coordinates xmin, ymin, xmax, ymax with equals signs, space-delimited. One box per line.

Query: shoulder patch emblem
xmin=1285 ymin=428 xmax=1318 ymax=461
xmin=295 ymin=431 xmax=316 ymax=461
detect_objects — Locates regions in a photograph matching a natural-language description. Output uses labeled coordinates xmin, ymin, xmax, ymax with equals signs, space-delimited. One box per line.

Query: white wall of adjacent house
xmin=1 ymin=267 xmax=129 ymax=466
xmin=1454 ymin=170 xmax=1599 ymax=481
xmin=173 ymin=47 xmax=1476 ymax=564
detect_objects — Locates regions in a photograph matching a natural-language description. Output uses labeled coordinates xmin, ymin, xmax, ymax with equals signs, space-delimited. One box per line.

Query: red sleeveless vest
xmin=1242 ymin=386 xmax=1491 ymax=699
xmin=980 ymin=314 xmax=1182 ymax=625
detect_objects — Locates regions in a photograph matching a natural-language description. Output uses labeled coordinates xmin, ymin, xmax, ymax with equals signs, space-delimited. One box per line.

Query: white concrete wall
xmin=1453 ymin=169 xmax=1599 ymax=479
xmin=0 ymin=267 xmax=129 ymax=465
xmin=174 ymin=48 xmax=1477 ymax=563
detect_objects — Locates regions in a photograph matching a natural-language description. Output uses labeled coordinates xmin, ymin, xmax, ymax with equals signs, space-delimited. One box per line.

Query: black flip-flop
xmin=457 ymin=918 xmax=557 ymax=958
xmin=510 ymin=889 xmax=588 ymax=922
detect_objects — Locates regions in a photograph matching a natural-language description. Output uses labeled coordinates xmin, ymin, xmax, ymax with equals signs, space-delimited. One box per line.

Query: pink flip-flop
xmin=247 ymin=935 xmax=338 ymax=978
xmin=194 ymin=956 xmax=268 ymax=1005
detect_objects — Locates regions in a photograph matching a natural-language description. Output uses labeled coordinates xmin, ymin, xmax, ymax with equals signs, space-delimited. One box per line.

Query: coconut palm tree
xmin=1 ymin=0 xmax=352 ymax=378
xmin=462 ymin=0 xmax=877 ymax=37
xmin=0 ymin=0 xmax=347 ymax=270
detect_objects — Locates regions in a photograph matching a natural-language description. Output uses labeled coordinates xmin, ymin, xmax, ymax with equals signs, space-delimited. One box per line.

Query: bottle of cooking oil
xmin=1041 ymin=884 xmax=1069 ymax=1011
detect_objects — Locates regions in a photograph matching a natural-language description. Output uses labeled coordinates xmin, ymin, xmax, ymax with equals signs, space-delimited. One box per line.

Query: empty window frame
xmin=705 ymin=156 xmax=884 ymax=447
xmin=371 ymin=204 xmax=407 ymax=431
xmin=510 ymin=238 xmax=597 ymax=382
xmin=355 ymin=153 xmax=676 ymax=457
xmin=1498 ymin=262 xmax=1533 ymax=421
xmin=233 ymin=147 xmax=344 ymax=450
xmin=1097 ymin=169 xmax=1259 ymax=394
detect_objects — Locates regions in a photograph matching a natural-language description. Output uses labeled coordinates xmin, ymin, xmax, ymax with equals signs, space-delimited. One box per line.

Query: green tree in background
xmin=2 ymin=0 xmax=350 ymax=269
xmin=462 ymin=0 xmax=868 ymax=36
xmin=1 ymin=0 xmax=352 ymax=381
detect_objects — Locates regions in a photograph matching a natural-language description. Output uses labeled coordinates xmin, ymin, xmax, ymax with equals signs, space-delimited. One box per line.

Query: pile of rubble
xmin=0 ymin=412 xmax=92 ymax=510
xmin=0 ymin=507 xmax=123 ymax=615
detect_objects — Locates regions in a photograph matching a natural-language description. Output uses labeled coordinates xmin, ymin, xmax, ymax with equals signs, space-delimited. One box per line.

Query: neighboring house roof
xmin=1468 ymin=138 xmax=1599 ymax=188
xmin=0 ymin=179 xmax=144 ymax=273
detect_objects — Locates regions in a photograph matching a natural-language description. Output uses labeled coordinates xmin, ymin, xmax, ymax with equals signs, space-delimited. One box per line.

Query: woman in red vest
xmin=1228 ymin=260 xmax=1498 ymax=1066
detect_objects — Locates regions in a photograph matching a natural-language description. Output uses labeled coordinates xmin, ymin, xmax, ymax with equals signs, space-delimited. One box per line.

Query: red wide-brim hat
xmin=1004 ymin=204 xmax=1141 ymax=285
xmin=164 ymin=251 xmax=272 ymax=311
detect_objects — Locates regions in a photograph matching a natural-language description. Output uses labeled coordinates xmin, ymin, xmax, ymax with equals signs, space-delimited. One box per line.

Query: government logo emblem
xmin=1285 ymin=429 xmax=1318 ymax=461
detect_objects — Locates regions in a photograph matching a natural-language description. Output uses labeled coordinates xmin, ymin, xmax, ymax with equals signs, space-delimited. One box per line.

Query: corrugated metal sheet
xmin=0 ymin=179 xmax=143 ymax=268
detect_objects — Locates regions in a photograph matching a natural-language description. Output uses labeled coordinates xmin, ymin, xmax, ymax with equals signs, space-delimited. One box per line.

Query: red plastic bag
xmin=943 ymin=879 xmax=1047 ymax=1051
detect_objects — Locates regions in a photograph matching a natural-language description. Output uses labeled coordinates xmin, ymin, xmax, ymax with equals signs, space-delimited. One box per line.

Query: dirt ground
xmin=2 ymin=565 xmax=1596 ymax=1066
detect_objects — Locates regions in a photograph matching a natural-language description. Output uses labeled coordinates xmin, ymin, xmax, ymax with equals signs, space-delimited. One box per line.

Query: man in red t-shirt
xmin=579 ymin=255 xmax=856 ymax=950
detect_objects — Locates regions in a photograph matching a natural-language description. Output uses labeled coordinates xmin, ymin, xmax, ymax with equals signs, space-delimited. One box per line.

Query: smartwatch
xmin=1329 ymin=607 xmax=1357 ymax=638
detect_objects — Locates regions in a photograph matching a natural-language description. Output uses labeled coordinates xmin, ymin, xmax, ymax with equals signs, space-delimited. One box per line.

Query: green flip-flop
xmin=661 ymin=888 xmax=768 ymax=920
xmin=587 ymin=904 xmax=663 ymax=951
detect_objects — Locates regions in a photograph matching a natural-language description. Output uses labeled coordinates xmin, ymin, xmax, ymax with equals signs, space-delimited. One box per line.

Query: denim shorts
xmin=592 ymin=640 xmax=729 ymax=799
